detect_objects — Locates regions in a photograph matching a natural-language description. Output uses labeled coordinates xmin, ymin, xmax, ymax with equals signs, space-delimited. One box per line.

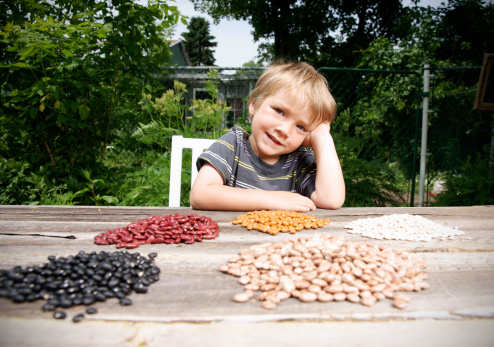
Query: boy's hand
xmin=302 ymin=122 xmax=331 ymax=148
xmin=265 ymin=191 xmax=316 ymax=212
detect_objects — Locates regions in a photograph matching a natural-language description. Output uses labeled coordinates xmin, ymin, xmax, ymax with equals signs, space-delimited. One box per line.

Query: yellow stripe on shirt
xmin=236 ymin=157 xmax=297 ymax=181
xmin=218 ymin=139 xmax=235 ymax=152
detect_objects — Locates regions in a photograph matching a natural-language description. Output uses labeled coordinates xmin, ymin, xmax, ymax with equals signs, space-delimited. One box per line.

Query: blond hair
xmin=249 ymin=62 xmax=337 ymax=124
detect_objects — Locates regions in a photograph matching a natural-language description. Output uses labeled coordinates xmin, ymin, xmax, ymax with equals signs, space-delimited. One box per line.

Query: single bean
xmin=152 ymin=238 xmax=166 ymax=244
xmin=94 ymin=237 xmax=109 ymax=245
xmin=145 ymin=229 xmax=156 ymax=236
xmin=180 ymin=234 xmax=195 ymax=243
xmin=233 ymin=291 xmax=253 ymax=303
xmin=317 ymin=291 xmax=333 ymax=302
xmin=53 ymin=311 xmax=67 ymax=319
xmin=261 ymin=300 xmax=277 ymax=309
xmin=125 ymin=242 xmax=140 ymax=249
xmin=299 ymin=292 xmax=318 ymax=302
xmin=393 ymin=292 xmax=411 ymax=302
xmin=361 ymin=295 xmax=377 ymax=307
xmin=393 ymin=298 xmax=408 ymax=309
xmin=119 ymin=235 xmax=133 ymax=243
xmin=333 ymin=292 xmax=347 ymax=301
xmin=346 ymin=293 xmax=361 ymax=303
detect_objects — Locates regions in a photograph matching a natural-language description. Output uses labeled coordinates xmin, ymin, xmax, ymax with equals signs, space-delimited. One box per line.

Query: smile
xmin=266 ymin=133 xmax=282 ymax=146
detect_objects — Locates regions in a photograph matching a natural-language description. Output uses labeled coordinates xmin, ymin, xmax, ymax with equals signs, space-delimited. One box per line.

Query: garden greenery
xmin=1 ymin=0 xmax=492 ymax=207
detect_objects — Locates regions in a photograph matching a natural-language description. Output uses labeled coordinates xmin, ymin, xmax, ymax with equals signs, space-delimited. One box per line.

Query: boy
xmin=190 ymin=62 xmax=345 ymax=211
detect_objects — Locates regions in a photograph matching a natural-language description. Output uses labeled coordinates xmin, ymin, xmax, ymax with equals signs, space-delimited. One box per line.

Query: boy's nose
xmin=275 ymin=121 xmax=291 ymax=138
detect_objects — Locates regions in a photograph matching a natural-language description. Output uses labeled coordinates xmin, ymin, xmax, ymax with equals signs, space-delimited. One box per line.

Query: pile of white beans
xmin=345 ymin=214 xmax=464 ymax=241
xmin=220 ymin=234 xmax=428 ymax=310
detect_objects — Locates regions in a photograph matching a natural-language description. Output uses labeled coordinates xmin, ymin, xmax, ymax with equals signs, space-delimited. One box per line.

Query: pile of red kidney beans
xmin=94 ymin=213 xmax=220 ymax=248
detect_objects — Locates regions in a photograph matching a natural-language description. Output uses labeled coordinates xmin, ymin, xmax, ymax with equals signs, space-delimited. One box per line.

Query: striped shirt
xmin=196 ymin=126 xmax=317 ymax=198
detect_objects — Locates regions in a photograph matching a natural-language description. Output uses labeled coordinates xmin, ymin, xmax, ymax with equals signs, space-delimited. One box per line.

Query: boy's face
xmin=249 ymin=87 xmax=315 ymax=165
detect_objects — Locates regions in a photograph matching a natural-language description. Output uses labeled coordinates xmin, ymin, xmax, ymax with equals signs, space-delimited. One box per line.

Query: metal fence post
xmin=418 ymin=62 xmax=431 ymax=207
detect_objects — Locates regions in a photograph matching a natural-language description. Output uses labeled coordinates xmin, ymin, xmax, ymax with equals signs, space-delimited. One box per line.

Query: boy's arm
xmin=189 ymin=164 xmax=316 ymax=212
xmin=306 ymin=123 xmax=346 ymax=209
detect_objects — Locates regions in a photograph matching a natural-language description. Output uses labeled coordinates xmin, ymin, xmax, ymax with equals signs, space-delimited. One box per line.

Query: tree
xmin=242 ymin=59 xmax=265 ymax=68
xmin=189 ymin=0 xmax=404 ymax=66
xmin=181 ymin=16 xmax=217 ymax=66
xmin=320 ymin=0 xmax=404 ymax=67
xmin=435 ymin=0 xmax=494 ymax=66
xmin=0 ymin=0 xmax=184 ymax=171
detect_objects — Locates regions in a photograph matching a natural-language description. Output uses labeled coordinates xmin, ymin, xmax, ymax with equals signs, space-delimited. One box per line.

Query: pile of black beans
xmin=0 ymin=250 xmax=160 ymax=321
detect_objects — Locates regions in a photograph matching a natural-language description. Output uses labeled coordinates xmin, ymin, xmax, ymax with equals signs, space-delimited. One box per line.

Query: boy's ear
xmin=248 ymin=100 xmax=255 ymax=118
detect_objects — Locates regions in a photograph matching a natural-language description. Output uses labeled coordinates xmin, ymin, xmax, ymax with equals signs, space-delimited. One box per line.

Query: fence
xmin=105 ymin=64 xmax=490 ymax=207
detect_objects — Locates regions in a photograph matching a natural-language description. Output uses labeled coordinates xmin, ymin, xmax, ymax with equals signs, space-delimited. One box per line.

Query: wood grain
xmin=0 ymin=205 xmax=493 ymax=346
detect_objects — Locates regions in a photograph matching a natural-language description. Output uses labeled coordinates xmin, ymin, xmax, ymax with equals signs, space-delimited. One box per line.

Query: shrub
xmin=433 ymin=153 xmax=494 ymax=206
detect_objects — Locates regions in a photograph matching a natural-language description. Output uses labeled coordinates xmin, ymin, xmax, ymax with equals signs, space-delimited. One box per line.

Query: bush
xmin=334 ymin=133 xmax=408 ymax=207
xmin=432 ymin=153 xmax=494 ymax=206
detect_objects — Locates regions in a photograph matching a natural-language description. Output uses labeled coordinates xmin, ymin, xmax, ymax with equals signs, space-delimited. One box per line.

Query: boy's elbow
xmin=316 ymin=199 xmax=344 ymax=210
xmin=322 ymin=201 xmax=344 ymax=210
xmin=189 ymin=198 xmax=199 ymax=209
xmin=312 ymin=192 xmax=345 ymax=210
xmin=189 ymin=189 xmax=203 ymax=210
xmin=189 ymin=186 xmax=216 ymax=210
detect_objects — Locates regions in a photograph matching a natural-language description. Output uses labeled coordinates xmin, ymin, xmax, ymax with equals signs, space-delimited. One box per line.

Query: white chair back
xmin=169 ymin=135 xmax=215 ymax=207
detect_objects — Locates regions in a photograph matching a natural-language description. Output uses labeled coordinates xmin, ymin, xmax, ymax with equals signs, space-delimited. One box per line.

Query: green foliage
xmin=0 ymin=157 xmax=32 ymax=204
xmin=78 ymin=169 xmax=119 ymax=206
xmin=0 ymin=0 xmax=184 ymax=171
xmin=334 ymin=134 xmax=407 ymax=207
xmin=22 ymin=168 xmax=87 ymax=206
xmin=349 ymin=12 xmax=492 ymax=177
xmin=142 ymin=81 xmax=189 ymax=130
xmin=0 ymin=157 xmax=86 ymax=205
xmin=0 ymin=0 xmax=186 ymax=207
xmin=109 ymin=152 xmax=172 ymax=206
xmin=343 ymin=159 xmax=406 ymax=207
xmin=432 ymin=153 xmax=494 ymax=207
xmin=134 ymin=81 xmax=188 ymax=151
xmin=190 ymin=70 xmax=231 ymax=137
xmin=435 ymin=0 xmax=494 ymax=65
xmin=181 ymin=16 xmax=217 ymax=66
xmin=232 ymin=99 xmax=252 ymax=134
xmin=134 ymin=70 xmax=231 ymax=146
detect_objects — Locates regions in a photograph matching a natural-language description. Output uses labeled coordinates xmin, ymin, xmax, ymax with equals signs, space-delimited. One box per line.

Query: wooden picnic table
xmin=0 ymin=205 xmax=493 ymax=347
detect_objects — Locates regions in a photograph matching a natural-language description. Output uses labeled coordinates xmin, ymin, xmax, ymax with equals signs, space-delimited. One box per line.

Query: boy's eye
xmin=296 ymin=125 xmax=307 ymax=131
xmin=274 ymin=108 xmax=283 ymax=115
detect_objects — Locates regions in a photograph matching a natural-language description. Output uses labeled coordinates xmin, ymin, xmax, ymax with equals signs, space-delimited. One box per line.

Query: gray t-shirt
xmin=196 ymin=126 xmax=317 ymax=198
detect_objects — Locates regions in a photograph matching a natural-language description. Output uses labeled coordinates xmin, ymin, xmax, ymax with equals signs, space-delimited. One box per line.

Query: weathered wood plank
xmin=0 ymin=317 xmax=493 ymax=347
xmin=1 ymin=205 xmax=491 ymax=223
xmin=0 ymin=205 xmax=492 ymax=252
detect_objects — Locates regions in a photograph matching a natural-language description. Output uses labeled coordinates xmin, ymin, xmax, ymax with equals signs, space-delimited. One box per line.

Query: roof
xmin=169 ymin=40 xmax=191 ymax=66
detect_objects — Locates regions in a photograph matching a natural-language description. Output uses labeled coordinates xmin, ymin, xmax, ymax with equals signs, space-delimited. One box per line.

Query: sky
xmin=168 ymin=0 xmax=462 ymax=67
